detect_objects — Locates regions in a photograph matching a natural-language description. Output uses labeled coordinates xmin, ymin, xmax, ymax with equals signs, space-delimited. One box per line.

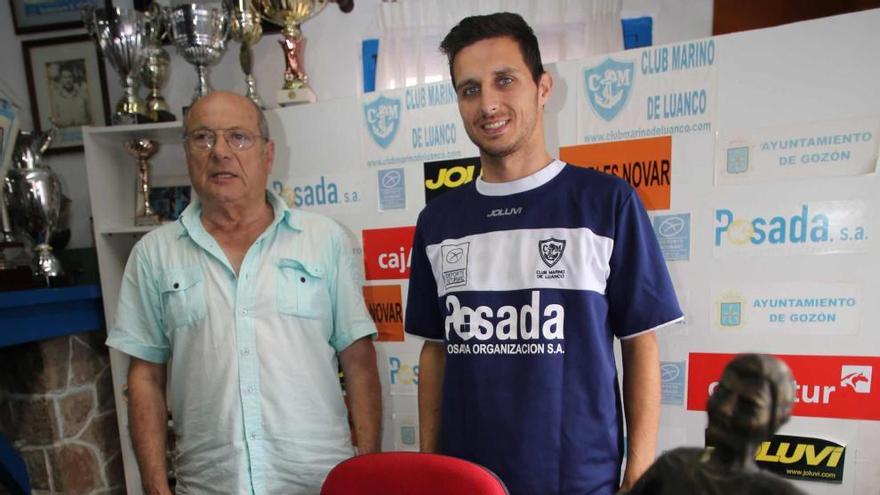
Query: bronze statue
xmin=623 ymin=354 xmax=807 ymax=495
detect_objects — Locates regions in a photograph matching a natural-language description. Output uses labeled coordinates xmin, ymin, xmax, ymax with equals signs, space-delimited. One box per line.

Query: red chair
xmin=321 ymin=452 xmax=509 ymax=495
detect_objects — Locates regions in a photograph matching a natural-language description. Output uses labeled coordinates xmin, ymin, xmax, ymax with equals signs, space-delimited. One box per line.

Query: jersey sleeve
xmin=606 ymin=189 xmax=683 ymax=338
xmin=404 ymin=214 xmax=444 ymax=341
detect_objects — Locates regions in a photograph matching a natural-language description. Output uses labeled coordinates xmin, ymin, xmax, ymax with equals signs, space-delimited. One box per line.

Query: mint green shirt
xmin=107 ymin=192 xmax=376 ymax=494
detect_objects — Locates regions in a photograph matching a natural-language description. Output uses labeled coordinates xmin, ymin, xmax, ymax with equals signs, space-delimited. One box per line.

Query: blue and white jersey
xmin=405 ymin=160 xmax=683 ymax=495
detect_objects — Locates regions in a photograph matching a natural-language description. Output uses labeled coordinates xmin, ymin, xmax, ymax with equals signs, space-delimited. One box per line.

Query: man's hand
xmin=619 ymin=332 xmax=661 ymax=490
xmin=339 ymin=337 xmax=382 ymax=454
xmin=417 ymin=341 xmax=446 ymax=452
xmin=128 ymin=357 xmax=173 ymax=495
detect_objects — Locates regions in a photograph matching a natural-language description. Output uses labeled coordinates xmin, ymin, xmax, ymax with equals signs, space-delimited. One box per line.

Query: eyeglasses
xmin=184 ymin=128 xmax=266 ymax=152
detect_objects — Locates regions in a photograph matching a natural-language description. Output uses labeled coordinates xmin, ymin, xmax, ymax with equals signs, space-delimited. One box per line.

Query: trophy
xmin=4 ymin=128 xmax=64 ymax=282
xmin=141 ymin=4 xmax=175 ymax=122
xmin=230 ymin=0 xmax=265 ymax=108
xmin=82 ymin=7 xmax=151 ymax=125
xmin=123 ymin=139 xmax=161 ymax=226
xmin=262 ymin=0 xmax=328 ymax=105
xmin=166 ymin=2 xmax=231 ymax=104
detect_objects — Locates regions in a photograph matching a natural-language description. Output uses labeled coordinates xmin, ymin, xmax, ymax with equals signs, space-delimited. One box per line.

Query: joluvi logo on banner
xmin=560 ymin=135 xmax=672 ymax=210
xmin=423 ymin=156 xmax=481 ymax=203
xmin=363 ymin=95 xmax=402 ymax=149
xmin=754 ymin=434 xmax=846 ymax=484
xmin=583 ymin=58 xmax=636 ymax=122
xmin=687 ymin=352 xmax=880 ymax=421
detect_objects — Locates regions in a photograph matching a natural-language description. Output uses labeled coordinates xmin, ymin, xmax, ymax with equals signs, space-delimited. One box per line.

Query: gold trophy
xmin=261 ymin=0 xmax=327 ymax=106
xmin=124 ymin=139 xmax=160 ymax=226
xmin=230 ymin=0 xmax=265 ymax=108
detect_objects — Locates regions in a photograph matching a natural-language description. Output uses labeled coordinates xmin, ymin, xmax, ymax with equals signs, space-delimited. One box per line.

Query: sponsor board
xmin=271 ymin=174 xmax=363 ymax=211
xmin=687 ymin=353 xmax=880 ymax=421
xmin=578 ymin=40 xmax=716 ymax=143
xmin=754 ymin=435 xmax=846 ymax=484
xmin=362 ymin=226 xmax=415 ymax=280
xmin=652 ymin=213 xmax=690 ymax=261
xmin=661 ymin=361 xmax=686 ymax=405
xmin=560 ymin=136 xmax=672 ymax=210
xmin=715 ymin=117 xmax=880 ymax=185
xmin=713 ymin=200 xmax=871 ymax=257
xmin=362 ymin=284 xmax=404 ymax=341
xmin=423 ymin=156 xmax=481 ymax=203
xmin=387 ymin=353 xmax=419 ymax=396
xmin=712 ymin=282 xmax=861 ymax=335
xmin=360 ymin=82 xmax=476 ymax=167
xmin=377 ymin=168 xmax=406 ymax=210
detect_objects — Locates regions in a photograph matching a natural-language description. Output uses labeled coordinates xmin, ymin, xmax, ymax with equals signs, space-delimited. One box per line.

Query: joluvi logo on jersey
xmin=363 ymin=95 xmax=401 ymax=149
xmin=584 ymin=58 xmax=635 ymax=122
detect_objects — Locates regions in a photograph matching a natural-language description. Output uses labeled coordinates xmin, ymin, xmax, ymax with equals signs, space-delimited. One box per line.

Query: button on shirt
xmin=107 ymin=192 xmax=377 ymax=494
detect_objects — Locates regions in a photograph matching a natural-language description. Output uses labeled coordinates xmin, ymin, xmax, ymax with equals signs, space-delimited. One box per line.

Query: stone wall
xmin=0 ymin=331 xmax=123 ymax=494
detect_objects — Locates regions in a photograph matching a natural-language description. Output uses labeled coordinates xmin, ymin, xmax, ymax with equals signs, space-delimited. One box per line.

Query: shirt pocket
xmin=159 ymin=265 xmax=207 ymax=330
xmin=277 ymin=258 xmax=331 ymax=320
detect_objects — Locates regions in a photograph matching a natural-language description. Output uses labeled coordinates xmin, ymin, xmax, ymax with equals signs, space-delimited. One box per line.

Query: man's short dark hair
xmin=440 ymin=12 xmax=544 ymax=86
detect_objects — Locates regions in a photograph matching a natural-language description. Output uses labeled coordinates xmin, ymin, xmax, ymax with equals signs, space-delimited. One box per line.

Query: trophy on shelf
xmin=166 ymin=2 xmax=231 ymax=104
xmin=230 ymin=0 xmax=265 ymax=108
xmin=142 ymin=4 xmax=176 ymax=122
xmin=262 ymin=0 xmax=328 ymax=106
xmin=82 ymin=6 xmax=152 ymax=125
xmin=124 ymin=139 xmax=161 ymax=227
xmin=4 ymin=128 xmax=64 ymax=282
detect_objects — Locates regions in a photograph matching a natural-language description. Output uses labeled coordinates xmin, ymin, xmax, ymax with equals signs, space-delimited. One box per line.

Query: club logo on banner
xmin=363 ymin=95 xmax=401 ymax=149
xmin=560 ymin=136 xmax=672 ymax=210
xmin=713 ymin=200 xmax=872 ymax=257
xmin=362 ymin=284 xmax=404 ymax=341
xmin=711 ymin=282 xmax=861 ymax=335
xmin=378 ymin=168 xmax=406 ymax=210
xmin=661 ymin=361 xmax=686 ymax=405
xmin=753 ymin=435 xmax=846 ymax=484
xmin=578 ymin=40 xmax=717 ymax=144
xmin=423 ymin=156 xmax=481 ymax=203
xmin=584 ymin=58 xmax=635 ymax=121
xmin=360 ymin=82 xmax=475 ymax=167
xmin=362 ymin=226 xmax=415 ymax=280
xmin=687 ymin=353 xmax=880 ymax=421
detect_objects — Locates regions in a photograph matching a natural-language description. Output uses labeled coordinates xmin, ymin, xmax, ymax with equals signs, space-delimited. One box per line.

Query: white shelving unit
xmin=83 ymin=121 xmax=189 ymax=495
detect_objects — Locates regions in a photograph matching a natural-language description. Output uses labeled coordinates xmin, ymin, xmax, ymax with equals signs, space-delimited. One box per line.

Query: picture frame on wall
xmin=9 ymin=0 xmax=101 ymax=34
xmin=22 ymin=34 xmax=111 ymax=154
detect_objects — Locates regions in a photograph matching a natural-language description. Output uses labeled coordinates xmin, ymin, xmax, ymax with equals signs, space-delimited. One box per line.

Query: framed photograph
xmin=22 ymin=34 xmax=111 ymax=154
xmin=9 ymin=0 xmax=102 ymax=34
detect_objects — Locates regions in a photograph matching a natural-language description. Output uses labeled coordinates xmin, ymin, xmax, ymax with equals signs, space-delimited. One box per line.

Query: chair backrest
xmin=321 ymin=452 xmax=509 ymax=495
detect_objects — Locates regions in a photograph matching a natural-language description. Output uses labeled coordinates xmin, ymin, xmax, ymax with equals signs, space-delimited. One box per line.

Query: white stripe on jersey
xmin=426 ymin=227 xmax=613 ymax=296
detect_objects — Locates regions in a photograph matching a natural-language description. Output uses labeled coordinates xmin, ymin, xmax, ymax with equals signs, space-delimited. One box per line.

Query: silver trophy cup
xmin=82 ymin=7 xmax=151 ymax=124
xmin=4 ymin=129 xmax=64 ymax=282
xmin=166 ymin=3 xmax=231 ymax=103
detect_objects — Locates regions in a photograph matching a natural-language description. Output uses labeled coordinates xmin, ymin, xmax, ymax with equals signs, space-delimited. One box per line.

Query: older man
xmin=107 ymin=92 xmax=381 ymax=494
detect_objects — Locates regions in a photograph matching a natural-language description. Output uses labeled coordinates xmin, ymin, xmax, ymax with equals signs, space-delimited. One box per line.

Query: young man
xmin=108 ymin=92 xmax=381 ymax=494
xmin=405 ymin=13 xmax=683 ymax=495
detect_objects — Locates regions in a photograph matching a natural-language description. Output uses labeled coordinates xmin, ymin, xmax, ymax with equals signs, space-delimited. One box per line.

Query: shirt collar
xmin=176 ymin=190 xmax=303 ymax=239
xmin=475 ymin=159 xmax=566 ymax=196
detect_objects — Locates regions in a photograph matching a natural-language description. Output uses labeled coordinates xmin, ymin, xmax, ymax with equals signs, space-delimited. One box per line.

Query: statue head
xmin=706 ymin=354 xmax=796 ymax=454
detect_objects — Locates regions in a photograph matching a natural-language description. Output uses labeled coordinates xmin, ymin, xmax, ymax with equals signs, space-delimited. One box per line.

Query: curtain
xmin=374 ymin=0 xmax=624 ymax=90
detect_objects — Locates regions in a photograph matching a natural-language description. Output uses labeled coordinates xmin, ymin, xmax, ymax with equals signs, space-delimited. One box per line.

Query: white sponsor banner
xmin=711 ymin=282 xmax=862 ymax=335
xmin=270 ymin=173 xmax=366 ymax=213
xmin=715 ymin=116 xmax=880 ymax=185
xmin=391 ymin=413 xmax=419 ymax=451
xmin=387 ymin=352 xmax=419 ymax=396
xmin=713 ymin=200 xmax=872 ymax=257
xmin=578 ymin=39 xmax=717 ymax=144
xmin=360 ymin=81 xmax=477 ymax=167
